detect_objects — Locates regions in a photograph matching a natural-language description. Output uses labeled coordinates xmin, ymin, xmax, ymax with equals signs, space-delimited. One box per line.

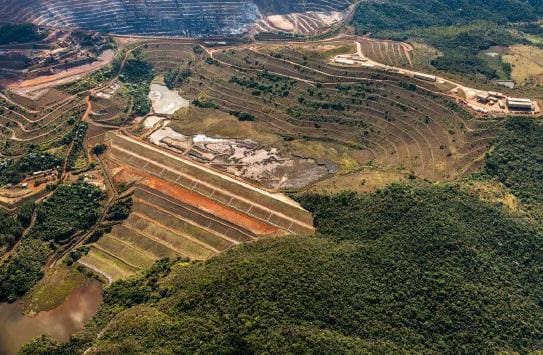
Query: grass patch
xmin=503 ymin=44 xmax=543 ymax=85
xmin=23 ymin=266 xmax=86 ymax=313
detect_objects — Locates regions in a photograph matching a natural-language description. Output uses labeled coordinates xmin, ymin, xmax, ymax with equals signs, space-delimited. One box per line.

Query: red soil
xmin=142 ymin=174 xmax=280 ymax=236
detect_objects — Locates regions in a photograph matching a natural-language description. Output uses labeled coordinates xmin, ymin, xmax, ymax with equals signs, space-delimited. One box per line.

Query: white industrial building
xmin=413 ymin=72 xmax=437 ymax=82
xmin=507 ymin=97 xmax=533 ymax=111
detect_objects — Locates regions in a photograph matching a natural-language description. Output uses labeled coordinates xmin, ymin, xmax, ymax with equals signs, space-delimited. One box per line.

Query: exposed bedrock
xmin=0 ymin=0 xmax=353 ymax=36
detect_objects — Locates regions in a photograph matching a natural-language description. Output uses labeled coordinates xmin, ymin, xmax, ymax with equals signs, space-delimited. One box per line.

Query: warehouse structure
xmin=413 ymin=73 xmax=437 ymax=82
xmin=507 ymin=97 xmax=534 ymax=111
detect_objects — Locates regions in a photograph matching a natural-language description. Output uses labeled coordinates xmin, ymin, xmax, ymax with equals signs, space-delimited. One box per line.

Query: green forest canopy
xmin=25 ymin=181 xmax=543 ymax=354
xmin=352 ymin=0 xmax=543 ymax=34
xmin=0 ymin=23 xmax=44 ymax=45
xmin=0 ymin=183 xmax=103 ymax=303
xmin=351 ymin=1 xmax=543 ymax=79
xmin=485 ymin=117 xmax=543 ymax=214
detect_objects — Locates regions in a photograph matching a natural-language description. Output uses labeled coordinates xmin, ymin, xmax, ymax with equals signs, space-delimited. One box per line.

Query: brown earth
xmin=141 ymin=174 xmax=281 ymax=236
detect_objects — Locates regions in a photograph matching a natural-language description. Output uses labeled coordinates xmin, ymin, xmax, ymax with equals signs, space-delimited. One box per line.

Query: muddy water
xmin=0 ymin=279 xmax=103 ymax=355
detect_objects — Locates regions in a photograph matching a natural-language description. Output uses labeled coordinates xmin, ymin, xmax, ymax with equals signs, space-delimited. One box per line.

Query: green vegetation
xmin=353 ymin=0 xmax=543 ymax=33
xmin=105 ymin=198 xmax=133 ymax=221
xmin=485 ymin=117 xmax=543 ymax=214
xmin=192 ymin=97 xmax=218 ymax=109
xmin=66 ymin=122 xmax=88 ymax=171
xmin=23 ymin=266 xmax=87 ymax=312
xmin=17 ymin=201 xmax=35 ymax=228
xmin=30 ymin=182 xmax=103 ymax=243
xmin=0 ymin=23 xmax=44 ymax=45
xmin=414 ymin=22 xmax=518 ymax=78
xmin=119 ymin=52 xmax=154 ymax=115
xmin=229 ymin=111 xmax=256 ymax=121
xmin=0 ymin=238 xmax=50 ymax=303
xmin=192 ymin=45 xmax=204 ymax=55
xmin=0 ymin=211 xmax=23 ymax=254
xmin=352 ymin=1 xmax=543 ymax=79
xmin=28 ymin=182 xmax=543 ymax=353
xmin=164 ymin=67 xmax=191 ymax=89
xmin=229 ymin=71 xmax=296 ymax=97
xmin=0 ymin=150 xmax=62 ymax=186
xmin=91 ymin=143 xmax=107 ymax=155
xmin=65 ymin=246 xmax=90 ymax=266
xmin=0 ymin=183 xmax=103 ymax=302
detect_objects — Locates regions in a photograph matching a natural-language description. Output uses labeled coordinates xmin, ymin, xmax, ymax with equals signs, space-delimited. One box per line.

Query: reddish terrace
xmin=141 ymin=173 xmax=281 ymax=237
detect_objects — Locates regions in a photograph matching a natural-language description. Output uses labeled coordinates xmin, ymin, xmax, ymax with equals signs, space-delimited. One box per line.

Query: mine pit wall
xmin=0 ymin=0 xmax=353 ymax=37
xmin=104 ymin=132 xmax=315 ymax=235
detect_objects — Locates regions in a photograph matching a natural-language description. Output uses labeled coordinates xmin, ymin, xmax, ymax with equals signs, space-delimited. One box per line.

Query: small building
xmin=477 ymin=94 xmax=490 ymax=103
xmin=488 ymin=91 xmax=505 ymax=99
xmin=334 ymin=57 xmax=355 ymax=65
xmin=507 ymin=97 xmax=533 ymax=111
xmin=413 ymin=73 xmax=437 ymax=82
xmin=494 ymin=80 xmax=515 ymax=89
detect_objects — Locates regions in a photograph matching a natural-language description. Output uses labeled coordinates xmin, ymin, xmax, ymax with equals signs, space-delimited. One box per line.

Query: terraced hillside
xmin=80 ymin=132 xmax=314 ymax=281
xmin=0 ymin=90 xmax=87 ymax=157
xmin=0 ymin=26 xmax=114 ymax=88
xmin=135 ymin=40 xmax=500 ymax=181
xmin=358 ymin=38 xmax=414 ymax=68
xmin=0 ymin=0 xmax=353 ymax=36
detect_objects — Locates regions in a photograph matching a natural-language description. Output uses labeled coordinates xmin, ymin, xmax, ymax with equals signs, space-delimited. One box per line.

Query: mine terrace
xmin=0 ymin=14 xmax=541 ymax=283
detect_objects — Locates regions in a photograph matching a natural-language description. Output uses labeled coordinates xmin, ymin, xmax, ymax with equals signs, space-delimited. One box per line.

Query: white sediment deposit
xmin=148 ymin=84 xmax=189 ymax=115
xmin=148 ymin=128 xmax=330 ymax=189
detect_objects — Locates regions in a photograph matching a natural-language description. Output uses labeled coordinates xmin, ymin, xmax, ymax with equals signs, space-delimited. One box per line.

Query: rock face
xmin=0 ymin=0 xmax=352 ymax=36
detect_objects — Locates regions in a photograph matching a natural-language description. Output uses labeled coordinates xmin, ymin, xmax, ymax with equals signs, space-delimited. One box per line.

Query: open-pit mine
xmin=2 ymin=1 xmax=543 ymax=353
xmin=2 ymin=30 xmax=530 ymax=283
xmin=0 ymin=0 xmax=355 ymax=37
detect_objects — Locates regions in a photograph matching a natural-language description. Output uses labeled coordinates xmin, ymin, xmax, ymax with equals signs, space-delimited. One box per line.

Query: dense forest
xmin=0 ymin=183 xmax=103 ymax=302
xmin=352 ymin=0 xmax=543 ymax=79
xmin=353 ymin=0 xmax=543 ymax=33
xmin=0 ymin=211 xmax=23 ymax=254
xmin=23 ymin=179 xmax=543 ymax=353
xmin=485 ymin=118 xmax=543 ymax=215
xmin=0 ymin=23 xmax=44 ymax=45
xmin=405 ymin=22 xmax=517 ymax=79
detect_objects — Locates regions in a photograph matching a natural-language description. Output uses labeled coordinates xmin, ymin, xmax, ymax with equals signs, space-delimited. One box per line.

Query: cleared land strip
xmin=133 ymin=185 xmax=259 ymax=242
xmin=127 ymin=212 xmax=219 ymax=257
xmin=138 ymin=177 xmax=279 ymax=237
xmin=105 ymin=132 xmax=315 ymax=235
xmin=79 ymin=247 xmax=138 ymax=282
xmin=133 ymin=200 xmax=236 ymax=251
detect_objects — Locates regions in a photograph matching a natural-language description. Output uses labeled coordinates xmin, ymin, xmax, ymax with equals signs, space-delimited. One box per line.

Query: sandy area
xmin=148 ymin=84 xmax=189 ymax=115
xmin=149 ymin=127 xmax=187 ymax=145
xmin=143 ymin=115 xmax=169 ymax=129
xmin=148 ymin=128 xmax=329 ymax=189
xmin=266 ymin=15 xmax=296 ymax=32
xmin=8 ymin=50 xmax=115 ymax=94
xmin=316 ymin=11 xmax=343 ymax=26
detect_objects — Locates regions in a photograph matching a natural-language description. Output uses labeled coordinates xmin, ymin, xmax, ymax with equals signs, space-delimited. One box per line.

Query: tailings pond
xmin=0 ymin=279 xmax=102 ymax=354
